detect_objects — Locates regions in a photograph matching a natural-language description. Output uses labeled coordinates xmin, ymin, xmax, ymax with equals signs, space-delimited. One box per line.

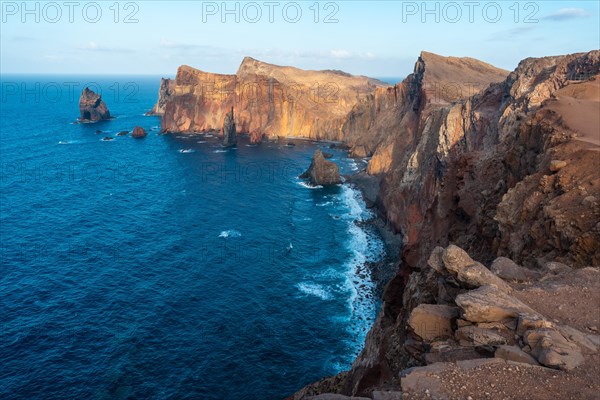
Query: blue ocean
xmin=0 ymin=76 xmax=386 ymax=399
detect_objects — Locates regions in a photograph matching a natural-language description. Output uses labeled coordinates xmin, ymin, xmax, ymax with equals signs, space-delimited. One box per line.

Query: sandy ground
xmin=546 ymin=77 xmax=600 ymax=148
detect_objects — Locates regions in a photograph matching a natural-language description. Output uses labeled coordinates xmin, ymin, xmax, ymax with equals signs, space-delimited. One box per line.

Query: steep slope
xmin=342 ymin=51 xmax=509 ymax=171
xmin=159 ymin=57 xmax=388 ymax=142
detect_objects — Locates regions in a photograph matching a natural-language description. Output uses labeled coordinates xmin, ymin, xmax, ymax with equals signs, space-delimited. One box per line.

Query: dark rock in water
xmin=322 ymin=151 xmax=334 ymax=159
xmin=299 ymin=149 xmax=341 ymax=185
xmin=79 ymin=87 xmax=110 ymax=122
xmin=117 ymin=131 xmax=129 ymax=136
xmin=132 ymin=126 xmax=147 ymax=138
xmin=329 ymin=143 xmax=349 ymax=150
xmin=287 ymin=142 xmax=296 ymax=147
xmin=95 ymin=130 xmax=102 ymax=134
xmin=222 ymin=107 xmax=237 ymax=148
xmin=102 ymin=137 xmax=113 ymax=141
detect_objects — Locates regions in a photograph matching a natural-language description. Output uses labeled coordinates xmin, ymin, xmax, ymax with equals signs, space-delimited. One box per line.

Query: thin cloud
xmin=487 ymin=26 xmax=536 ymax=42
xmin=78 ymin=41 xmax=133 ymax=53
xmin=12 ymin=36 xmax=34 ymax=42
xmin=543 ymin=8 xmax=591 ymax=21
xmin=331 ymin=49 xmax=352 ymax=59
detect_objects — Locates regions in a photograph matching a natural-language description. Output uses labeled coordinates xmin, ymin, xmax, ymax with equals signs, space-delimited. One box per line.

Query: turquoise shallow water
xmin=0 ymin=75 xmax=385 ymax=399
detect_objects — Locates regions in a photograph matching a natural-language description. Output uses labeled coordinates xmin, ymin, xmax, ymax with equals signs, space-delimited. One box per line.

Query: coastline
xmin=345 ymin=169 xmax=402 ymax=297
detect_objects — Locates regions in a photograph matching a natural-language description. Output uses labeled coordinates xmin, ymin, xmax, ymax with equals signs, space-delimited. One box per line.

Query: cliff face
xmin=147 ymin=78 xmax=175 ymax=115
xmin=159 ymin=57 xmax=388 ymax=142
xmin=294 ymin=50 xmax=599 ymax=398
xmin=342 ymin=51 xmax=509 ymax=171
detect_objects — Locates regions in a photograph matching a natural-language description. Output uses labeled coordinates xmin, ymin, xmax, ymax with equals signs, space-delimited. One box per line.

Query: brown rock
xmin=426 ymin=246 xmax=446 ymax=274
xmin=456 ymin=285 xmax=540 ymax=323
xmin=490 ymin=257 xmax=541 ymax=282
xmin=79 ymin=87 xmax=110 ymax=122
xmin=442 ymin=245 xmax=512 ymax=292
xmin=456 ymin=326 xmax=509 ymax=346
xmin=132 ymin=126 xmax=147 ymax=138
xmin=408 ymin=304 xmax=459 ymax=341
xmin=300 ymin=150 xmax=341 ymax=185
xmin=549 ymin=160 xmax=567 ymax=172
xmin=494 ymin=345 xmax=539 ymax=365
xmin=524 ymin=328 xmax=584 ymax=371
xmin=222 ymin=107 xmax=237 ymax=148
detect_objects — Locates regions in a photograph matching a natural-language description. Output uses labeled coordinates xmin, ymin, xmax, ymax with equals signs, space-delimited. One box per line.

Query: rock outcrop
xmin=147 ymin=78 xmax=175 ymax=116
xmin=131 ymin=126 xmax=146 ymax=138
xmin=300 ymin=150 xmax=341 ymax=186
xmin=222 ymin=107 xmax=237 ymax=148
xmin=159 ymin=57 xmax=388 ymax=141
xmin=289 ymin=246 xmax=599 ymax=399
xmin=78 ymin=87 xmax=110 ymax=122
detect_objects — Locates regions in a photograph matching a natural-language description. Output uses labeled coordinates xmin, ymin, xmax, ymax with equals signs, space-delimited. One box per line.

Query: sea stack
xmin=78 ymin=87 xmax=110 ymax=122
xmin=222 ymin=107 xmax=237 ymax=148
xmin=300 ymin=149 xmax=341 ymax=185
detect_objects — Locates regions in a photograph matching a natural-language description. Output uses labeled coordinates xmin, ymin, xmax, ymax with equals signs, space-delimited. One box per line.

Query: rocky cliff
xmin=289 ymin=50 xmax=600 ymax=399
xmin=147 ymin=78 xmax=175 ymax=116
xmin=157 ymin=55 xmax=507 ymax=148
xmin=342 ymin=51 xmax=509 ymax=165
xmin=158 ymin=57 xmax=390 ymax=141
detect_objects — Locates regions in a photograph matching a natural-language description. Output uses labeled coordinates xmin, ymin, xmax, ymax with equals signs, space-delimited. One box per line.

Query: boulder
xmin=117 ymin=131 xmax=129 ymax=136
xmin=408 ymin=304 xmax=459 ymax=341
xmin=557 ymin=325 xmax=598 ymax=352
xmin=544 ymin=261 xmax=571 ymax=275
xmin=426 ymin=246 xmax=446 ymax=274
xmin=490 ymin=257 xmax=542 ymax=282
xmin=442 ymin=245 xmax=512 ymax=292
xmin=516 ymin=314 xmax=553 ymax=336
xmin=455 ymin=285 xmax=540 ymax=323
xmin=456 ymin=326 xmax=509 ymax=346
xmin=79 ymin=87 xmax=110 ymax=122
xmin=222 ymin=107 xmax=237 ymax=148
xmin=132 ymin=126 xmax=147 ymax=138
xmin=494 ymin=345 xmax=539 ymax=365
xmin=300 ymin=150 xmax=341 ymax=185
xmin=549 ymin=160 xmax=567 ymax=172
xmin=524 ymin=328 xmax=584 ymax=371
xmin=425 ymin=345 xmax=493 ymax=364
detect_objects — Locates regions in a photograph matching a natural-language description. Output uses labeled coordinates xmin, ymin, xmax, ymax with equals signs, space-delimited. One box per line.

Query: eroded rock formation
xmin=222 ymin=107 xmax=237 ymax=148
xmin=300 ymin=149 xmax=341 ymax=185
xmin=78 ymin=87 xmax=110 ymax=122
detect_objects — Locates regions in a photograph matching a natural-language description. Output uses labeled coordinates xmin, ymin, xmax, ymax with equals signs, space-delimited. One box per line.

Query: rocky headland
xmin=152 ymin=50 xmax=600 ymax=399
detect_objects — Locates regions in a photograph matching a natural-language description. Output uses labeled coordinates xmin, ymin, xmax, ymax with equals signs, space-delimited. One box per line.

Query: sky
xmin=1 ymin=0 xmax=599 ymax=78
